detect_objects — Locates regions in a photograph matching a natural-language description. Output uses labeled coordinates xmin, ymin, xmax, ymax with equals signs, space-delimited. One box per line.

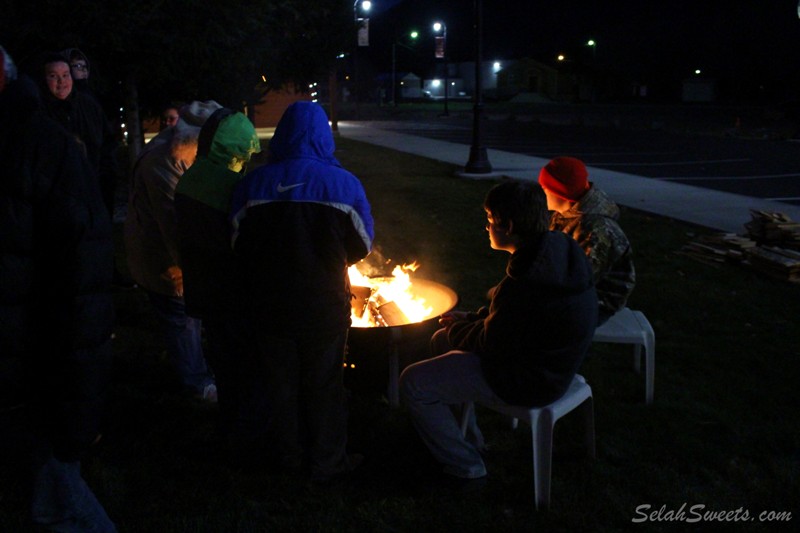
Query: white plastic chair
xmin=593 ymin=307 xmax=655 ymax=404
xmin=459 ymin=374 xmax=595 ymax=510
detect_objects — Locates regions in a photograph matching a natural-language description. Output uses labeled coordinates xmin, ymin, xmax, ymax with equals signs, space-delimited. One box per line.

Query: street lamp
xmin=464 ymin=0 xmax=492 ymax=174
xmin=392 ymin=30 xmax=418 ymax=106
xmin=433 ymin=21 xmax=449 ymax=116
xmin=352 ymin=1 xmax=373 ymax=108
xmin=354 ymin=0 xmax=371 ymax=23
xmin=586 ymin=39 xmax=597 ymax=102
xmin=587 ymin=39 xmax=596 ymax=60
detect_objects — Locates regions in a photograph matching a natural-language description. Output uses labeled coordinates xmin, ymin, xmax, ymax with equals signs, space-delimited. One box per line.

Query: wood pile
xmin=746 ymin=246 xmax=800 ymax=282
xmin=678 ymin=211 xmax=800 ymax=282
xmin=677 ymin=233 xmax=756 ymax=266
xmin=744 ymin=210 xmax=800 ymax=250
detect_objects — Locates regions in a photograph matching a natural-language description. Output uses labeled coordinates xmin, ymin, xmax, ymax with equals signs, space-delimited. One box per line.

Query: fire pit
xmin=346 ymin=264 xmax=458 ymax=406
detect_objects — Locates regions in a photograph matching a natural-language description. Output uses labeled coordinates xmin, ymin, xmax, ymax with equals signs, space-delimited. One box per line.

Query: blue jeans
xmin=399 ymin=347 xmax=505 ymax=479
xmin=30 ymin=452 xmax=117 ymax=532
xmin=146 ymin=291 xmax=214 ymax=394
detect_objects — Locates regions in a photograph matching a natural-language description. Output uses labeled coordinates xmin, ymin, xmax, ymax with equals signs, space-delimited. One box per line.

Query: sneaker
xmin=201 ymin=384 xmax=218 ymax=403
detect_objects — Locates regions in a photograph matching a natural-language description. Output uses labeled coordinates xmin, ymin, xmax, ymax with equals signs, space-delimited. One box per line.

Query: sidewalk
xmin=333 ymin=122 xmax=800 ymax=235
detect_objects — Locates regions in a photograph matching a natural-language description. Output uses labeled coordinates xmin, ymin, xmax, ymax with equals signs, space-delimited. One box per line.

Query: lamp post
xmin=464 ymin=0 xmax=492 ymax=174
xmin=392 ymin=30 xmax=418 ymax=106
xmin=353 ymin=1 xmax=372 ymax=107
xmin=433 ymin=21 xmax=449 ymax=117
xmin=586 ymin=39 xmax=597 ymax=102
xmin=354 ymin=0 xmax=371 ymax=24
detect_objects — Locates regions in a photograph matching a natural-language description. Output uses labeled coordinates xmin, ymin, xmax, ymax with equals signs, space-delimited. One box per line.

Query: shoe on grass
xmin=201 ymin=383 xmax=218 ymax=403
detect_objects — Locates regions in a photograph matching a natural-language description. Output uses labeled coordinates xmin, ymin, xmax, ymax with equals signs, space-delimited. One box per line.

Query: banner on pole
xmin=434 ymin=36 xmax=445 ymax=58
xmin=358 ymin=19 xmax=369 ymax=47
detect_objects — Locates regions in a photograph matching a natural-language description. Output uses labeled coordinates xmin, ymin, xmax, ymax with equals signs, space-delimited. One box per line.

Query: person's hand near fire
xmin=161 ymin=265 xmax=183 ymax=297
xmin=438 ymin=310 xmax=469 ymax=329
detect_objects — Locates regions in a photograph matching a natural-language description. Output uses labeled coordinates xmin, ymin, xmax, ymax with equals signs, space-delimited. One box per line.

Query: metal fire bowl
xmin=346 ymin=278 xmax=459 ymax=394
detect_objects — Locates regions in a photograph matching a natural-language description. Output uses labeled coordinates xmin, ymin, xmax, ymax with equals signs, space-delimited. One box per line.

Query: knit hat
xmin=174 ymin=100 xmax=223 ymax=140
xmin=179 ymin=100 xmax=223 ymax=127
xmin=538 ymin=156 xmax=590 ymax=201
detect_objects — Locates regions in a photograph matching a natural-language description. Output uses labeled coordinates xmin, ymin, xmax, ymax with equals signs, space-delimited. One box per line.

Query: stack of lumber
xmin=744 ymin=210 xmax=800 ymax=250
xmin=745 ymin=246 xmax=800 ymax=282
xmin=678 ymin=211 xmax=800 ymax=282
xmin=677 ymin=233 xmax=757 ymax=266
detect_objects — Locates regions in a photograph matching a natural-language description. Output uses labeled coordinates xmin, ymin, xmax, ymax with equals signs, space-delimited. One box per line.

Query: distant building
xmin=398 ymin=73 xmax=423 ymax=99
xmin=141 ymin=86 xmax=310 ymax=134
xmin=681 ymin=78 xmax=716 ymax=103
xmin=251 ymin=87 xmax=311 ymax=127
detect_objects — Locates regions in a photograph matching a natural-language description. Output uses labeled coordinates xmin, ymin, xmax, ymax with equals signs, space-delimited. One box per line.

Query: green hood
xmin=175 ymin=112 xmax=260 ymax=212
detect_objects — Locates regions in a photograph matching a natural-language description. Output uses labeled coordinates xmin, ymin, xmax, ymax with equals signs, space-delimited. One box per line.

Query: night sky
xmin=366 ymin=0 xmax=800 ymax=102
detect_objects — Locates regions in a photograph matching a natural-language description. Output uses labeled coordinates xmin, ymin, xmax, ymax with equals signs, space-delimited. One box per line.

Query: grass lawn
xmin=1 ymin=137 xmax=798 ymax=532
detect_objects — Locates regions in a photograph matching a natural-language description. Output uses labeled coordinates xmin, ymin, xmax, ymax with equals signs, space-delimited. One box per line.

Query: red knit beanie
xmin=538 ymin=157 xmax=590 ymax=201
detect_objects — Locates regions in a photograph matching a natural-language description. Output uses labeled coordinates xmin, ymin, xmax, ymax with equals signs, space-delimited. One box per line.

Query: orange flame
xmin=349 ymin=262 xmax=433 ymax=327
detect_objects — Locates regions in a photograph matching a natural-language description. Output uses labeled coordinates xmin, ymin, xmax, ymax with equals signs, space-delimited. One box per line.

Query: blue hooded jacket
xmin=230 ymin=102 xmax=374 ymax=338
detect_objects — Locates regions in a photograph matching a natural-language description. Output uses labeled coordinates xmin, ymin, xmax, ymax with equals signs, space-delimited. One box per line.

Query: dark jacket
xmin=550 ymin=184 xmax=636 ymax=320
xmin=231 ymin=102 xmax=374 ymax=340
xmin=124 ymin=124 xmax=197 ymax=295
xmin=41 ymin=82 xmax=119 ymax=215
xmin=0 ymin=75 xmax=114 ymax=461
xmin=447 ymin=231 xmax=598 ymax=407
xmin=175 ymin=112 xmax=261 ymax=319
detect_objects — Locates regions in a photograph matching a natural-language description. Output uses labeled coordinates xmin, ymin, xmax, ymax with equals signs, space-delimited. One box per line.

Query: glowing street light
xmin=354 ymin=0 xmax=371 ymax=22
xmin=587 ymin=39 xmax=597 ymax=60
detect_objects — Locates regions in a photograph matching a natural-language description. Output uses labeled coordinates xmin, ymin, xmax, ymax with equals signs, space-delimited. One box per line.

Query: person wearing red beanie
xmin=538 ymin=157 xmax=636 ymax=324
xmin=538 ymin=156 xmax=590 ymax=201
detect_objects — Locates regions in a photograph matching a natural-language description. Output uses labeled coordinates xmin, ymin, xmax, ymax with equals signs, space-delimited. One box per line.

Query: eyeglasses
xmin=71 ymin=63 xmax=88 ymax=71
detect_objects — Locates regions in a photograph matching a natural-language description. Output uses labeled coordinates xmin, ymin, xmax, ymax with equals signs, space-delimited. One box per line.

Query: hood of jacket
xmin=61 ymin=48 xmax=89 ymax=69
xmin=560 ymin=184 xmax=619 ymax=221
xmin=205 ymin=112 xmax=261 ymax=170
xmin=506 ymin=231 xmax=594 ymax=295
xmin=268 ymin=101 xmax=340 ymax=167
xmin=176 ymin=112 xmax=261 ymax=212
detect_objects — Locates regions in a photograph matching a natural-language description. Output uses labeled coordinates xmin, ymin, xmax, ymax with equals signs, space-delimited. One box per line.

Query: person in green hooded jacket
xmin=174 ymin=108 xmax=264 ymax=460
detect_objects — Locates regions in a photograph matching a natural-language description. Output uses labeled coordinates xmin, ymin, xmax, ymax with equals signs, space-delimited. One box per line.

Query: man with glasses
xmin=61 ymin=48 xmax=90 ymax=89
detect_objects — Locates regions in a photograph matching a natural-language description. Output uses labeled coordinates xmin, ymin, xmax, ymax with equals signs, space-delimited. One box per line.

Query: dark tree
xmin=1 ymin=0 xmax=353 ymax=159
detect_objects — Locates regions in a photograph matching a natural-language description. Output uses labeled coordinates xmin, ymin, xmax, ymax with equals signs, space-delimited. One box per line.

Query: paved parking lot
xmin=356 ymin=111 xmax=800 ymax=207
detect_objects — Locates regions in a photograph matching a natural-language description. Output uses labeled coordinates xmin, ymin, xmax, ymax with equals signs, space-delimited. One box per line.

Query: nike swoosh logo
xmin=277 ymin=182 xmax=305 ymax=193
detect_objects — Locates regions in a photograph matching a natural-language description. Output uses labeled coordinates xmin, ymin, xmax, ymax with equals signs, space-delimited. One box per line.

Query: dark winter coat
xmin=0 ymin=75 xmax=114 ymax=461
xmin=41 ymin=84 xmax=119 ymax=216
xmin=447 ymin=231 xmax=598 ymax=407
xmin=231 ymin=102 xmax=374 ymax=340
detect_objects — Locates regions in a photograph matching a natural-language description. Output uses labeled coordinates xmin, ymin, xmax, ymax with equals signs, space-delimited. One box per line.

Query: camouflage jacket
xmin=549 ymin=184 xmax=636 ymax=319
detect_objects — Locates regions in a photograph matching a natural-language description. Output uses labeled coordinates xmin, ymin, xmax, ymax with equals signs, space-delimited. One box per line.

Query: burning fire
xmin=349 ymin=262 xmax=434 ymax=327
